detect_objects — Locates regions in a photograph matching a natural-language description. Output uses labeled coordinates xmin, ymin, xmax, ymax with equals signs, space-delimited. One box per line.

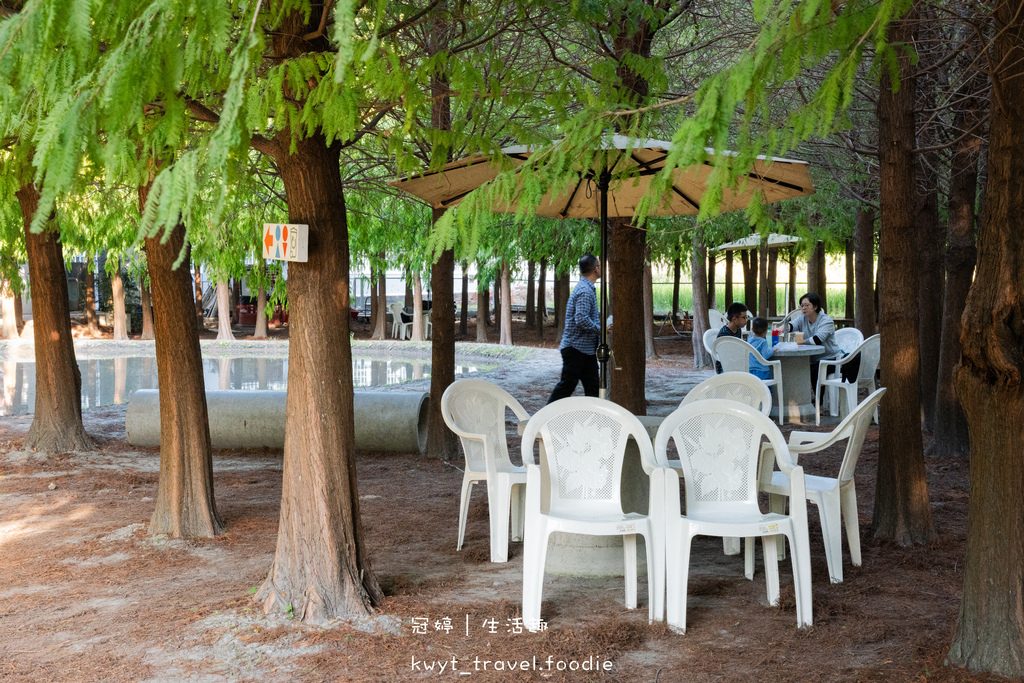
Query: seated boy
xmin=747 ymin=317 xmax=774 ymax=380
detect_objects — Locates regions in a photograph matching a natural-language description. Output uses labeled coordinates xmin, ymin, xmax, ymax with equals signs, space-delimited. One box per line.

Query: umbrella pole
xmin=597 ymin=171 xmax=611 ymax=400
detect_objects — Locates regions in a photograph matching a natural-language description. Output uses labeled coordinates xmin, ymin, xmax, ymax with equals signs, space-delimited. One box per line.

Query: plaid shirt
xmin=559 ymin=277 xmax=600 ymax=355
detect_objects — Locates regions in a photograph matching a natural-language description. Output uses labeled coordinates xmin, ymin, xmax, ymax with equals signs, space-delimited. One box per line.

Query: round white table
xmin=770 ymin=342 xmax=825 ymax=423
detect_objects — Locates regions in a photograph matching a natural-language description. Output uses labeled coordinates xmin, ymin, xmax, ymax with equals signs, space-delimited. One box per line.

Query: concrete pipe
xmin=125 ymin=390 xmax=429 ymax=453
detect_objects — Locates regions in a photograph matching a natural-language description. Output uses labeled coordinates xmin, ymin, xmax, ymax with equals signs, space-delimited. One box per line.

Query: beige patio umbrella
xmin=391 ymin=135 xmax=815 ymax=395
xmin=713 ymin=233 xmax=800 ymax=251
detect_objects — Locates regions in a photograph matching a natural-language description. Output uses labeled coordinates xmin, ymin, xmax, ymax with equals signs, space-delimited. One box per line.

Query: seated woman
xmin=788 ymin=293 xmax=843 ymax=389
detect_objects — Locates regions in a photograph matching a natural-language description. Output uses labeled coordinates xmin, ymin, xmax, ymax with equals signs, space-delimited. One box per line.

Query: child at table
xmin=747 ymin=317 xmax=774 ymax=380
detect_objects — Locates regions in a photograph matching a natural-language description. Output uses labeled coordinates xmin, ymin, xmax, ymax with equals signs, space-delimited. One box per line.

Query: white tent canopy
xmin=713 ymin=233 xmax=800 ymax=252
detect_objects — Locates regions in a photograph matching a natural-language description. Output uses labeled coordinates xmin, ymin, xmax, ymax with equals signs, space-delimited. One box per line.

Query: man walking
xmin=548 ymin=254 xmax=601 ymax=403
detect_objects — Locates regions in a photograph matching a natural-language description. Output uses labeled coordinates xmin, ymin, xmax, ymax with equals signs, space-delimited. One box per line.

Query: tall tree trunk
xmin=644 ymin=254 xmax=657 ymax=359
xmin=525 ymin=260 xmax=535 ymax=326
xmin=757 ymin=242 xmax=769 ymax=319
xmin=741 ymin=249 xmax=757 ymax=311
xmin=537 ymin=257 xmax=547 ymax=340
xmin=482 ymin=278 xmax=491 ymax=326
xmin=816 ymin=240 xmax=827 ymax=299
xmin=949 ymin=3 xmax=1024 ymax=673
xmin=855 ymin=207 xmax=876 ymax=335
xmin=111 ymin=258 xmax=129 ymax=340
xmin=85 ymin=263 xmax=100 ymax=334
xmin=555 ymin=271 xmax=570 ymax=343
xmin=917 ymin=159 xmax=944 ymax=431
xmin=609 ymin=218 xmax=646 ymax=414
xmin=768 ymin=248 xmax=778 ymax=317
xmin=691 ymin=232 xmax=711 ymax=368
xmin=871 ymin=9 xmax=935 ymax=545
xmin=706 ymin=250 xmax=716 ymax=310
xmin=404 ymin=276 xmax=413 ymax=309
xmin=498 ymin=259 xmax=513 ymax=346
xmin=845 ymin=238 xmax=855 ymax=320
xmin=724 ymin=251 xmax=734 ymax=308
xmin=142 ymin=180 xmax=221 ymax=538
xmin=371 ymin=256 xmax=387 ymax=340
xmin=13 ymin=292 xmax=23 ymax=335
xmin=255 ymin=286 xmax=269 ymax=338
xmin=17 ymin=184 xmax=93 ymax=453
xmin=215 ymin=281 xmax=234 ymax=341
xmin=929 ymin=65 xmax=982 ymax=459
xmin=493 ymin=273 xmax=501 ymax=336
xmin=411 ymin=271 xmax=424 ymax=342
xmin=429 ymin=241 xmax=459 ymax=459
xmin=672 ymin=254 xmax=681 ymax=321
xmin=194 ymin=264 xmax=204 ymax=330
xmin=806 ymin=241 xmax=820 ymax=300
xmin=787 ymin=248 xmax=797 ymax=311
xmin=460 ymin=261 xmax=469 ymax=336
xmin=253 ymin=128 xmax=381 ymax=620
xmin=139 ymin=276 xmax=155 ymax=340
xmin=476 ymin=263 xmax=488 ymax=342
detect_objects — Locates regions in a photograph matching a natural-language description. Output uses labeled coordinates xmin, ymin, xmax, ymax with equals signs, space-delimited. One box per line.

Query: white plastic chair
xmin=389 ymin=302 xmax=412 ymax=340
xmin=834 ymin=327 xmax=864 ymax=354
xmin=707 ymin=309 xmax=726 ymax=331
xmin=712 ymin=337 xmax=784 ymax=425
xmin=681 ymin=372 xmax=773 ymax=418
xmin=760 ymin=388 xmax=886 ymax=583
xmin=702 ymin=329 xmax=718 ymax=370
xmin=815 ymin=334 xmax=880 ymax=425
xmin=521 ymin=397 xmax=665 ymax=630
xmin=441 ymin=380 xmax=529 ymax=563
xmin=656 ymin=400 xmax=812 ymax=632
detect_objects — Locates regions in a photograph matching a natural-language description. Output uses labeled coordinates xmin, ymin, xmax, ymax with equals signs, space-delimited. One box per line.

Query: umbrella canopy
xmin=390 ymin=136 xmax=815 ymax=397
xmin=713 ymin=233 xmax=800 ymax=251
xmin=390 ymin=135 xmax=814 ymax=218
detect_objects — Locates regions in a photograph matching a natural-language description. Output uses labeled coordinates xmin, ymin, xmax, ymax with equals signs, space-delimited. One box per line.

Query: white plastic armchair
xmin=834 ymin=327 xmax=864 ymax=354
xmin=815 ymin=334 xmax=879 ymax=425
xmin=681 ymin=372 xmax=773 ymax=417
xmin=389 ymin=302 xmax=412 ymax=340
xmin=520 ymin=397 xmax=665 ymax=630
xmin=708 ymin=308 xmax=727 ymax=331
xmin=712 ymin=337 xmax=784 ymax=425
xmin=655 ymin=400 xmax=812 ymax=632
xmin=759 ymin=388 xmax=886 ymax=583
xmin=441 ymin=379 xmax=530 ymax=563
xmin=702 ymin=329 xmax=719 ymax=370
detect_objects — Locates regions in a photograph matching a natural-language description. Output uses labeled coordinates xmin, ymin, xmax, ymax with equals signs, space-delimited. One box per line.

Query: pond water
xmin=0 ymin=356 xmax=490 ymax=416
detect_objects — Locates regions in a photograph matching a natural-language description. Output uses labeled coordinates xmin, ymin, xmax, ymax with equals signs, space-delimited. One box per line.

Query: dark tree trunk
xmin=806 ymin=241 xmax=820 ymax=300
xmin=460 ymin=261 xmax=469 ymax=336
xmin=194 ymin=264 xmax=204 ymax=330
xmin=85 ymin=264 xmax=100 ymax=334
xmin=112 ymin=258 xmax=128 ymax=340
xmin=644 ymin=252 xmax=657 ymax=359
xmin=254 ymin=130 xmax=381 ymax=621
xmin=555 ymin=271 xmax=570 ymax=344
xmin=871 ymin=10 xmax=935 ymax=545
xmin=18 ymin=185 xmax=93 ymax=453
xmin=917 ymin=159 xmax=943 ymax=431
xmin=855 ymin=207 xmax=876 ymax=336
xmin=428 ymin=237 xmax=458 ymax=460
xmin=724 ymin=251 xmax=734 ymax=307
xmin=929 ymin=64 xmax=982 ymax=459
xmin=845 ymin=238 xmax=855 ymax=320
xmin=706 ymin=250 xmax=716 ymax=309
xmin=787 ymin=248 xmax=797 ymax=311
xmin=537 ymin=258 xmax=547 ymax=340
xmin=482 ymin=279 xmax=491 ymax=326
xmin=404 ymin=276 xmax=413 ymax=310
xmin=498 ymin=258 xmax=512 ymax=346
xmin=609 ymin=219 xmax=646 ymax=414
xmin=525 ymin=260 xmax=535 ymax=326
xmin=672 ymin=255 xmax=681 ymax=321
xmin=371 ymin=255 xmax=387 ymax=340
xmin=741 ymin=249 xmax=757 ymax=311
xmin=493 ymin=273 xmax=502 ymax=336
xmin=475 ymin=266 xmax=488 ymax=342
xmin=139 ymin=276 xmax=155 ymax=340
xmin=232 ymin=278 xmax=242 ymax=324
xmin=815 ymin=240 xmax=827 ymax=299
xmin=215 ymin=281 xmax=234 ymax=341
xmin=949 ymin=4 xmax=1024 ymax=673
xmin=757 ymin=242 xmax=769 ymax=319
xmin=768 ymin=248 xmax=778 ymax=317
xmin=141 ymin=183 xmax=221 ymax=539
xmin=691 ymin=232 xmax=711 ymax=368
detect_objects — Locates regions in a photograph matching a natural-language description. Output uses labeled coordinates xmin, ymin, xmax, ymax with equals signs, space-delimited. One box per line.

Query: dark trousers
xmin=811 ymin=353 xmax=862 ymax=394
xmin=547 ymin=347 xmax=599 ymax=403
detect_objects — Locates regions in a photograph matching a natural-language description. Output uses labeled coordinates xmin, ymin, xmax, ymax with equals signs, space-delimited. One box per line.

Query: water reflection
xmin=0 ymin=356 xmax=487 ymax=416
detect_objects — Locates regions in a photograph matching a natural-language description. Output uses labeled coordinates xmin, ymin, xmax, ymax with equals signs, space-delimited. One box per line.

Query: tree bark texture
xmin=139 ymin=277 xmax=155 ymax=340
xmin=112 ymin=258 xmax=128 ymax=340
xmin=787 ymin=249 xmax=797 ymax=311
xmin=411 ymin=271 xmax=424 ymax=342
xmin=706 ymin=250 xmax=716 ymax=310
xmin=741 ymin=249 xmax=757 ymax=311
xmin=845 ymin=238 xmax=855 ymax=320
xmin=371 ymin=256 xmax=387 ymax=340
xmin=404 ymin=277 xmax=413 ymax=310
xmin=17 ymin=184 xmax=93 ymax=453
xmin=929 ymin=70 xmax=982 ymax=459
xmin=254 ymin=287 xmax=269 ymax=338
xmin=537 ymin=258 xmax=547 ymax=340
xmin=85 ymin=264 xmax=99 ymax=334
xmin=757 ymin=242 xmax=769 ymax=319
xmin=948 ymin=2 xmax=1024 ymax=674
xmin=215 ymin=281 xmax=235 ymax=340
xmin=609 ymin=218 xmax=646 ymax=414
xmin=871 ymin=10 xmax=935 ymax=545
xmin=672 ymin=255 xmax=681 ymax=320
xmin=493 ymin=275 xmax=501 ymax=336
xmin=724 ymin=251 xmax=734 ymax=307
xmin=855 ymin=208 xmax=876 ymax=335
xmin=917 ymin=158 xmax=944 ymax=431
xmin=460 ymin=262 xmax=469 ymax=336
xmin=555 ymin=271 xmax=569 ymax=342
xmin=691 ymin=232 xmax=711 ymax=368
xmin=644 ymin=255 xmax=657 ymax=359
xmin=194 ymin=264 xmax=204 ymax=329
xmin=498 ymin=260 xmax=512 ymax=346
xmin=140 ymin=183 xmax=220 ymax=538
xmin=254 ymin=131 xmax=381 ymax=621
xmin=428 ymin=241 xmax=459 ymax=460
xmin=525 ymin=260 xmax=535 ymax=326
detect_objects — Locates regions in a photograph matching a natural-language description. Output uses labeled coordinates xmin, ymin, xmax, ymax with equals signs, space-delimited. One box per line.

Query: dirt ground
xmin=0 ymin=318 xmax=1003 ymax=682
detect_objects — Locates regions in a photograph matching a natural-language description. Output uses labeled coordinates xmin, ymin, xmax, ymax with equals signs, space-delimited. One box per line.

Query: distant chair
xmin=816 ymin=334 xmax=880 ymax=425
xmin=713 ymin=336 xmax=784 ymax=425
xmin=388 ymin=302 xmax=411 ymax=340
xmin=834 ymin=327 xmax=864 ymax=355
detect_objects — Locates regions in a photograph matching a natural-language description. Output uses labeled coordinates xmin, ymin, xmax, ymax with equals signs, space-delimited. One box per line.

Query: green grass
xmin=651 ymin=284 xmax=851 ymax=317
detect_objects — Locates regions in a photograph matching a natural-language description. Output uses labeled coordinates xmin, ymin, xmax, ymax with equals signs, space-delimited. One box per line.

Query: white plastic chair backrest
xmin=680 ymin=372 xmax=772 ymax=417
xmin=779 ymin=308 xmax=799 ymax=330
xmin=521 ymin=397 xmax=656 ymax=517
xmin=702 ymin=329 xmax=718 ymax=358
xmin=388 ymin=301 xmax=403 ymax=320
xmin=835 ymin=328 xmax=864 ymax=355
xmin=656 ymin=399 xmax=791 ymax=515
xmin=832 ymin=388 xmax=886 ymax=484
xmin=855 ymin=335 xmax=881 ymax=383
xmin=712 ymin=336 xmax=762 ymax=374
xmin=708 ymin=309 xmax=726 ymax=330
xmin=441 ymin=380 xmax=529 ymax=475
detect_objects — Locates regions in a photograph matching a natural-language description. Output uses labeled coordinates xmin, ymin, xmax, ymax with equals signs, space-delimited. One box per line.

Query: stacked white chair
xmin=655 ymin=400 xmax=813 ymax=632
xmin=441 ymin=380 xmax=529 ymax=563
xmin=760 ymin=388 xmax=886 ymax=583
xmin=713 ymin=336 xmax=784 ymax=425
xmin=521 ymin=397 xmax=665 ymax=630
xmin=815 ymin=334 xmax=880 ymax=425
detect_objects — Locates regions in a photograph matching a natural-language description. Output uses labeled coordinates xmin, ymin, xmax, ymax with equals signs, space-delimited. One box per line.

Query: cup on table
xmin=795 ymin=332 xmax=804 ymax=344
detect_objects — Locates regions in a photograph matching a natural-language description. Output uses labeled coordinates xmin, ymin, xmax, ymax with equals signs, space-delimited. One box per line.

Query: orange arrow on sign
xmin=264 ymin=228 xmax=276 ymax=252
